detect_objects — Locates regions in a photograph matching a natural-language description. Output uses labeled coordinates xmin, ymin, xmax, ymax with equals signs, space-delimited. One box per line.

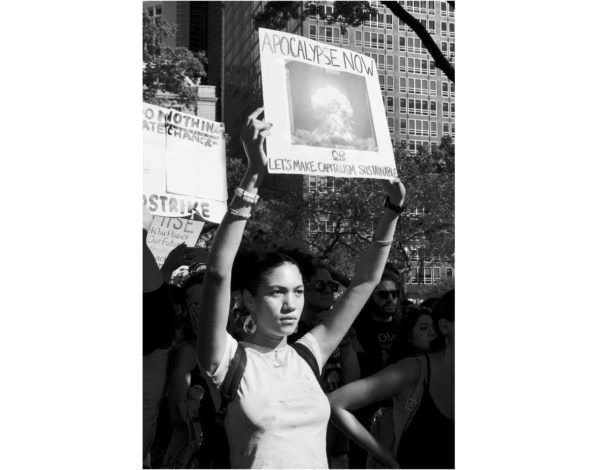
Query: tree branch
xmin=381 ymin=1 xmax=454 ymax=82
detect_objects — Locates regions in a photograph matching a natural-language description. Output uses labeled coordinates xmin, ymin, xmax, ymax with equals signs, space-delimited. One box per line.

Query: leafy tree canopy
xmin=143 ymin=11 xmax=208 ymax=110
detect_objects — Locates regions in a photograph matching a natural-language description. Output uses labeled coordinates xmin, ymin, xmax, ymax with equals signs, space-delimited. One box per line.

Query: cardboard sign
xmin=146 ymin=216 xmax=205 ymax=268
xmin=259 ymin=28 xmax=397 ymax=180
xmin=143 ymin=103 xmax=228 ymax=222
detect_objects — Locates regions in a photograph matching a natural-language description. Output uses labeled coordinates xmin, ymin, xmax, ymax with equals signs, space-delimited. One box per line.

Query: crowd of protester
xmin=143 ymin=109 xmax=454 ymax=469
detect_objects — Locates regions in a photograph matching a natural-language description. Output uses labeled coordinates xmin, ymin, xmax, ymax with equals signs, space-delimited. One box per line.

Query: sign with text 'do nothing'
xmin=259 ymin=28 xmax=397 ymax=180
xmin=143 ymin=103 xmax=227 ymax=223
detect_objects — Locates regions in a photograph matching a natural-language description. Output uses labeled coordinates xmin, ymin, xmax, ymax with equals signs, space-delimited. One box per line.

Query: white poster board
xmin=143 ymin=103 xmax=227 ymax=222
xmin=259 ymin=28 xmax=397 ymax=180
xmin=146 ymin=216 xmax=205 ymax=268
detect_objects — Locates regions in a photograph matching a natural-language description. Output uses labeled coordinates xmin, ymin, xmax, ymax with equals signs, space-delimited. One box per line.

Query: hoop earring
xmin=243 ymin=315 xmax=257 ymax=335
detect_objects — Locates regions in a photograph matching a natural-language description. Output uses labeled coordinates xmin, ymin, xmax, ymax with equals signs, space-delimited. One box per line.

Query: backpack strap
xmin=393 ymin=355 xmax=427 ymax=453
xmin=291 ymin=342 xmax=320 ymax=380
xmin=215 ymin=344 xmax=247 ymax=427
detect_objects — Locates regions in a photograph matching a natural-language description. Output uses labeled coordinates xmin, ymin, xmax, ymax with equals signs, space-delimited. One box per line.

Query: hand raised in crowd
xmin=382 ymin=177 xmax=406 ymax=207
xmin=240 ymin=107 xmax=271 ymax=170
xmin=161 ymin=243 xmax=206 ymax=281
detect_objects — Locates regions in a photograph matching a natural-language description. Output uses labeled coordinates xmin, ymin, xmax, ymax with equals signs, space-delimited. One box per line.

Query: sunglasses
xmin=376 ymin=290 xmax=399 ymax=300
xmin=311 ymin=280 xmax=339 ymax=293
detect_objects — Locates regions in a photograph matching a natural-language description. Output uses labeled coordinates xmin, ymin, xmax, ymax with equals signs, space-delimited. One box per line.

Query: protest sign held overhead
xmin=259 ymin=28 xmax=397 ymax=180
xmin=143 ymin=103 xmax=227 ymax=222
xmin=145 ymin=215 xmax=206 ymax=268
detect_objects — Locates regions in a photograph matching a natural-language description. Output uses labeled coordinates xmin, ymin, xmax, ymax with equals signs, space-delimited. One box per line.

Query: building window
xmin=428 ymin=1 xmax=435 ymax=14
xmin=387 ymin=96 xmax=394 ymax=112
xmin=429 ymin=80 xmax=437 ymax=96
xmin=445 ymin=267 xmax=454 ymax=278
xmin=399 ymin=36 xmax=406 ymax=52
xmin=310 ymin=25 xmax=317 ymax=40
xmin=430 ymin=121 xmax=437 ymax=137
xmin=451 ymin=102 xmax=455 ymax=117
xmin=430 ymin=100 xmax=437 ymax=116
xmin=449 ymin=42 xmax=455 ymax=56
xmin=441 ymin=21 xmax=448 ymax=36
xmin=408 ymin=98 xmax=414 ymax=114
xmin=386 ymin=13 xmax=393 ymax=29
xmin=442 ymin=82 xmax=449 ymax=97
xmin=442 ymin=102 xmax=449 ymax=118
xmin=443 ymin=122 xmax=450 ymax=136
xmin=424 ymin=267 xmax=432 ymax=284
xmin=428 ymin=19 xmax=435 ymax=34
xmin=379 ymin=74 xmax=385 ymax=91
xmin=451 ymin=82 xmax=455 ymax=97
xmin=377 ymin=54 xmax=385 ymax=70
xmin=386 ymin=55 xmax=394 ymax=70
xmin=387 ymin=75 xmax=394 ymax=92
xmin=388 ymin=117 xmax=395 ymax=133
xmin=364 ymin=32 xmax=371 ymax=48
xmin=449 ymin=22 xmax=455 ymax=37
xmin=308 ymin=175 xmax=317 ymax=193
xmin=400 ymin=77 xmax=407 ymax=93
xmin=441 ymin=41 xmax=448 ymax=54
xmin=433 ymin=267 xmax=441 ymax=284
xmin=441 ymin=2 xmax=447 ymax=16
xmin=400 ymin=118 xmax=407 ymax=133
xmin=355 ymin=30 xmax=362 ymax=46
xmin=399 ymin=56 xmax=406 ymax=72
xmin=399 ymin=98 xmax=407 ymax=113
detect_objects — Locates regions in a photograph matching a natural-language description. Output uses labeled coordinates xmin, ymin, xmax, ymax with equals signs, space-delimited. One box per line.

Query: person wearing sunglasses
xmin=348 ymin=272 xmax=404 ymax=468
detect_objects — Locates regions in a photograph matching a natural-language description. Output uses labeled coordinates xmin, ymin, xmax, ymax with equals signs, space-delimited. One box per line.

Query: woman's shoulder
xmin=386 ymin=356 xmax=423 ymax=385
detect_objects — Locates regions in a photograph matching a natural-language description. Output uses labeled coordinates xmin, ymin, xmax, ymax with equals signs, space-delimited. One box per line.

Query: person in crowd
xmin=354 ymin=272 xmax=403 ymax=378
xmin=143 ymin=207 xmax=177 ymax=468
xmin=388 ymin=304 xmax=438 ymax=363
xmin=288 ymin=259 xmax=360 ymax=468
xmin=329 ymin=290 xmax=455 ymax=469
xmin=160 ymin=270 xmax=204 ymax=468
xmin=194 ymin=107 xmax=405 ymax=469
xmin=349 ymin=272 xmax=404 ymax=468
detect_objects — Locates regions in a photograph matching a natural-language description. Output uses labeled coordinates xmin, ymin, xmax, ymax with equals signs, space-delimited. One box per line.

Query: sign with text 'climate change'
xmin=143 ymin=103 xmax=227 ymax=222
xmin=259 ymin=28 xmax=397 ymax=180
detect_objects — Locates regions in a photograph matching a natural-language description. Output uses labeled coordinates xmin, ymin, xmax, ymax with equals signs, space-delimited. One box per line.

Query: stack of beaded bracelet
xmin=228 ymin=187 xmax=260 ymax=219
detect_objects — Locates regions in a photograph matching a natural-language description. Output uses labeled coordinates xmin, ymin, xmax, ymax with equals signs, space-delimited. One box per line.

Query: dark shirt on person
xmin=143 ymin=283 xmax=177 ymax=355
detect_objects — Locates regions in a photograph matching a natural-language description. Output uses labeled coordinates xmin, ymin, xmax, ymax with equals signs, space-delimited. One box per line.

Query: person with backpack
xmin=194 ymin=107 xmax=405 ymax=469
xmin=328 ymin=289 xmax=455 ymax=469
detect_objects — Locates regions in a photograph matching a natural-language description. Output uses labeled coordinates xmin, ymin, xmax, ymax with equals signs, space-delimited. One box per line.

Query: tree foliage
xmin=254 ymin=1 xmax=454 ymax=82
xmin=216 ymin=139 xmax=454 ymax=287
xmin=143 ymin=11 xmax=208 ymax=110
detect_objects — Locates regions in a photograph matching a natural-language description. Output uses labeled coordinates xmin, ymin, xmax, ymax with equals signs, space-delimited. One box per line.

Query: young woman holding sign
xmin=194 ymin=107 xmax=406 ymax=468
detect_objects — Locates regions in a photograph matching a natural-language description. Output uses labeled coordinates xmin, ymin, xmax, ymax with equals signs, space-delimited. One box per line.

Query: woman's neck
xmin=247 ymin=331 xmax=288 ymax=350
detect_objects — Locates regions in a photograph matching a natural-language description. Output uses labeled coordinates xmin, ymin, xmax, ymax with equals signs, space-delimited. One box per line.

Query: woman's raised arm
xmin=195 ymin=108 xmax=271 ymax=372
xmin=328 ymin=357 xmax=419 ymax=469
xmin=311 ymin=178 xmax=405 ymax=360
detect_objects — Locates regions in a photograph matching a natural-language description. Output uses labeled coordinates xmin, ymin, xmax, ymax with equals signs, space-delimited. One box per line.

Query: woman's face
xmin=253 ymin=262 xmax=305 ymax=338
xmin=411 ymin=314 xmax=437 ymax=353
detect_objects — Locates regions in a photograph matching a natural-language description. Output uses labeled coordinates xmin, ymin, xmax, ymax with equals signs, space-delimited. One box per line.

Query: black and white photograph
xmin=286 ymin=60 xmax=379 ymax=151
xmin=141 ymin=1 xmax=455 ymax=468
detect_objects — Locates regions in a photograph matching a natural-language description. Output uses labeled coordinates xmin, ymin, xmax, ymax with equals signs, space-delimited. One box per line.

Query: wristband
xmin=234 ymin=187 xmax=260 ymax=204
xmin=228 ymin=206 xmax=251 ymax=220
xmin=384 ymin=196 xmax=403 ymax=213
